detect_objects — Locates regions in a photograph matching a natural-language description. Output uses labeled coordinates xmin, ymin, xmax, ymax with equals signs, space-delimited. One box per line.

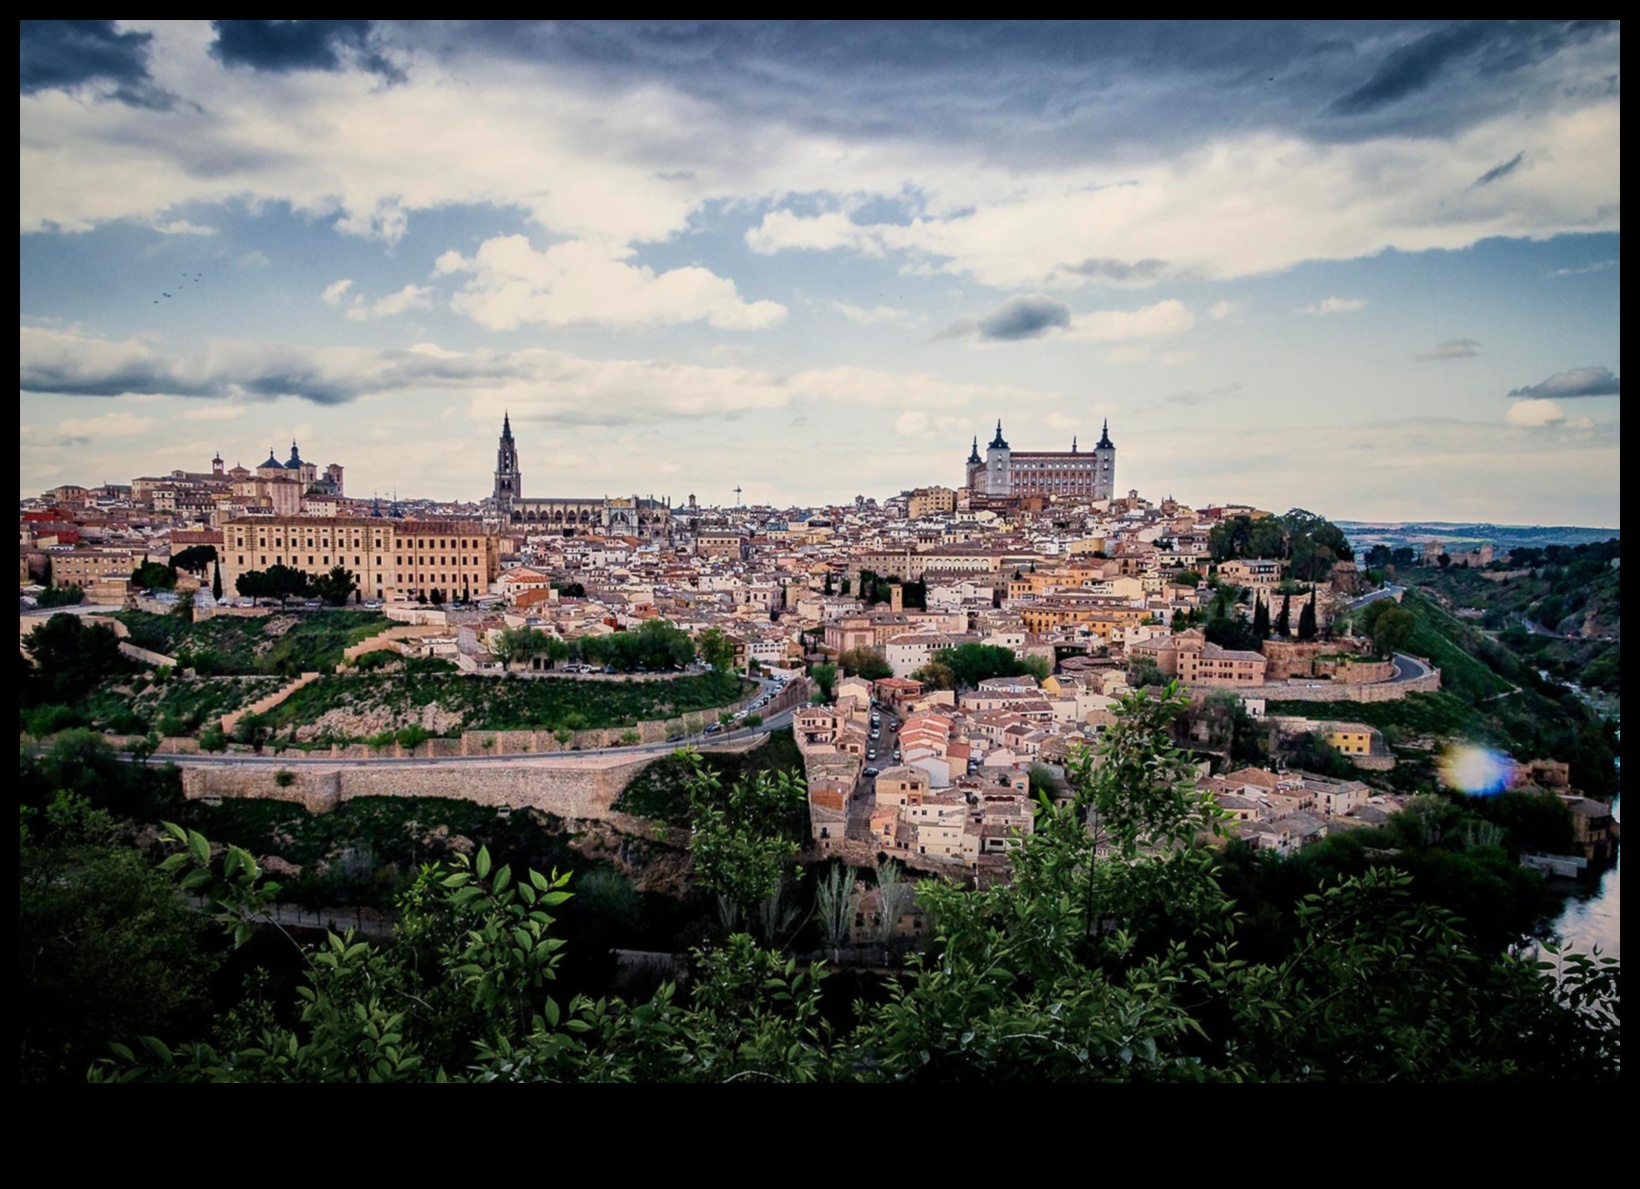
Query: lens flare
xmin=1439 ymin=744 xmax=1514 ymax=795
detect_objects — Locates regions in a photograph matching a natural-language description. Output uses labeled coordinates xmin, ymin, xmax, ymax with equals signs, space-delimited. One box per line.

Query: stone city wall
xmin=179 ymin=754 xmax=666 ymax=818
xmin=1253 ymin=668 xmax=1441 ymax=703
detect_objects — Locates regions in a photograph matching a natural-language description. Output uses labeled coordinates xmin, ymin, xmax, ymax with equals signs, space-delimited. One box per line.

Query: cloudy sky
xmin=20 ymin=21 xmax=1621 ymax=523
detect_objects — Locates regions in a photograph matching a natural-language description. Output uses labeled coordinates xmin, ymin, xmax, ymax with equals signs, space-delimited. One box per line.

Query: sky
xmin=19 ymin=20 xmax=1622 ymax=524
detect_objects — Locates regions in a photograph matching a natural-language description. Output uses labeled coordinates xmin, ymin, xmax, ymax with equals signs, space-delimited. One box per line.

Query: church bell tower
xmin=492 ymin=412 xmax=521 ymax=510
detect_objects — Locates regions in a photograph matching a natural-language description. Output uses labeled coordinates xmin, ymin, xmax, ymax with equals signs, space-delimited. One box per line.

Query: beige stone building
xmin=48 ymin=547 xmax=145 ymax=588
xmin=221 ymin=516 xmax=500 ymax=603
xmin=907 ymin=486 xmax=957 ymax=519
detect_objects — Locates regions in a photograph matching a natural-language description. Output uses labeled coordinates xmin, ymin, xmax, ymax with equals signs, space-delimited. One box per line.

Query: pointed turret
xmin=1072 ymin=435 xmax=1078 ymax=453
xmin=1097 ymin=419 xmax=1113 ymax=449
xmin=501 ymin=411 xmax=513 ymax=440
xmin=967 ymin=436 xmax=981 ymax=464
xmin=989 ymin=420 xmax=1009 ymax=449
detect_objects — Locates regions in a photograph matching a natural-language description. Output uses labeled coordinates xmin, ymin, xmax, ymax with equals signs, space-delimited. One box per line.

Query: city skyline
xmin=21 ymin=21 xmax=1621 ymax=523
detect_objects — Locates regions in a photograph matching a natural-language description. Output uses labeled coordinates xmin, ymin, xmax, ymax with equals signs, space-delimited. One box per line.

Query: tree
xmin=37 ymin=584 xmax=86 ymax=608
xmin=131 ymin=561 xmax=177 ymax=590
xmin=910 ymin=660 xmax=956 ymax=691
xmin=1297 ymin=593 xmax=1318 ymax=640
xmin=696 ymin=627 xmax=737 ymax=676
xmin=814 ymin=864 xmax=857 ymax=961
xmin=21 ymin=795 xmax=216 ymax=1083
xmin=1252 ymin=596 xmax=1270 ymax=639
xmin=170 ymin=545 xmax=218 ymax=575
xmin=683 ymin=754 xmax=805 ymax=931
xmin=430 ymin=588 xmax=445 ymax=607
xmin=489 ymin=626 xmax=555 ymax=667
xmin=838 ymin=647 xmax=892 ymax=681
xmin=236 ymin=564 xmax=311 ymax=606
xmin=211 ymin=562 xmax=223 ymax=602
xmin=23 ymin=614 xmax=127 ymax=706
xmin=1274 ymin=592 xmax=1292 ymax=638
xmin=931 ymin=642 xmax=1031 ymax=688
xmin=1366 ymin=604 xmax=1416 ymax=656
xmin=803 ymin=659 xmax=833 ymax=705
xmin=310 ymin=565 xmax=358 ymax=607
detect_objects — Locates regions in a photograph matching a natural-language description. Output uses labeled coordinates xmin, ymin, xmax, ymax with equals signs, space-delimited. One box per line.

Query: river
xmin=1547 ymin=792 xmax=1620 ymax=958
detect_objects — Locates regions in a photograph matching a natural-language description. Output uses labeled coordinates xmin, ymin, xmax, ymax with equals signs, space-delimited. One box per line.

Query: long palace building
xmin=221 ymin=516 xmax=500 ymax=603
xmin=964 ymin=420 xmax=1116 ymax=502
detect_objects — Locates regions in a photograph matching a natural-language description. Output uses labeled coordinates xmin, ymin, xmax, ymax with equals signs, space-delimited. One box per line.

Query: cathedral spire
xmin=502 ymin=410 xmax=513 ymax=440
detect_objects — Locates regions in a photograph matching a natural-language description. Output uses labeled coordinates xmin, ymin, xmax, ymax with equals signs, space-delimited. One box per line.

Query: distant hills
xmin=1337 ymin=521 xmax=1620 ymax=553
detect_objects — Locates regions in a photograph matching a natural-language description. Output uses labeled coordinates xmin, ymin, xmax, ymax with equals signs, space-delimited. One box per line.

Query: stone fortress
xmin=965 ymin=419 xmax=1116 ymax=502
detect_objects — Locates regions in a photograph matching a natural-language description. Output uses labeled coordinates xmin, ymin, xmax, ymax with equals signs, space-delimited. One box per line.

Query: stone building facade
xmin=965 ymin=420 xmax=1116 ymax=502
xmin=487 ymin=414 xmax=673 ymax=539
xmin=221 ymin=516 xmax=500 ymax=603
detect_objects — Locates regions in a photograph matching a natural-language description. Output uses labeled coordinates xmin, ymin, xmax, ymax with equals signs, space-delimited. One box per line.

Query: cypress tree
xmin=1274 ymin=592 xmax=1292 ymax=638
xmin=211 ymin=561 xmax=223 ymax=601
xmin=1252 ymin=596 xmax=1270 ymax=638
xmin=1298 ymin=592 xmax=1318 ymax=640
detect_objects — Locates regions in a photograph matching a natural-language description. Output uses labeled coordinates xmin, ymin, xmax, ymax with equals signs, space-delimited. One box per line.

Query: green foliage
xmin=695 ymin=627 xmax=737 ymax=675
xmin=113 ymin=608 xmax=390 ymax=676
xmin=930 ymin=643 xmax=1038 ymax=689
xmin=22 ymin=613 xmax=129 ymax=707
xmin=1297 ymin=594 xmax=1318 ymax=640
xmin=837 ymin=647 xmax=892 ymax=681
xmin=1281 ymin=730 xmax=1358 ymax=778
xmin=36 ymin=584 xmax=85 ymax=608
xmin=53 ymin=683 xmax=1622 ymax=1084
xmin=309 ymin=565 xmax=359 ymax=607
xmin=682 ymin=754 xmax=807 ymax=926
xmin=1209 ymin=509 xmax=1352 ymax=583
xmin=234 ymin=563 xmax=312 ymax=605
xmin=20 ymin=794 xmax=217 ymax=1082
xmin=809 ymin=662 xmax=838 ymax=702
xmin=911 ymin=659 xmax=957 ymax=690
xmin=170 ymin=545 xmax=218 ymax=575
xmin=131 ymin=561 xmax=178 ymax=590
xmin=258 ymin=669 xmax=747 ymax=740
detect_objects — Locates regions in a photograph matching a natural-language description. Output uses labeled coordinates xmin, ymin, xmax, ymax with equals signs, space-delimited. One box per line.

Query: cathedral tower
xmin=492 ymin=412 xmax=521 ymax=510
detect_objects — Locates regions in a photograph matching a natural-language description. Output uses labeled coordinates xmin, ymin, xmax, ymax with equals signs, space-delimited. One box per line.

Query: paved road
xmin=1391 ymin=652 xmax=1432 ymax=682
xmin=1348 ymin=584 xmax=1404 ymax=610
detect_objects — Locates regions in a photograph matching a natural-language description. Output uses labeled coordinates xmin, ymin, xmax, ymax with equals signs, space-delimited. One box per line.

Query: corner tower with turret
xmin=1093 ymin=419 xmax=1116 ymax=501
xmin=984 ymin=420 xmax=1012 ymax=496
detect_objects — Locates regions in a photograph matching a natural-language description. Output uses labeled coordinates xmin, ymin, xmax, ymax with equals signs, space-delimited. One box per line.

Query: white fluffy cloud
xmin=345 ymin=282 xmax=433 ymax=322
xmin=1068 ymin=299 xmax=1196 ymax=342
xmin=18 ymin=26 xmax=1621 ymax=294
xmin=1296 ymin=297 xmax=1368 ymax=316
xmin=1505 ymin=398 xmax=1578 ymax=428
xmin=435 ymin=236 xmax=785 ymax=331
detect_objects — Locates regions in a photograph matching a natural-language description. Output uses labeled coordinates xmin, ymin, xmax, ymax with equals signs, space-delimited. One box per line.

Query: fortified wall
xmin=176 ymin=747 xmax=747 ymax=818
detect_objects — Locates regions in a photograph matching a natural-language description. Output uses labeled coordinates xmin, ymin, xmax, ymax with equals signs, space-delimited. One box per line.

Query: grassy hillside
xmin=115 ymin=609 xmax=392 ymax=675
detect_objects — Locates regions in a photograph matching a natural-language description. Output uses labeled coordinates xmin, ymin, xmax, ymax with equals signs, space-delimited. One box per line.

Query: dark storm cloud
xmin=211 ymin=21 xmax=401 ymax=80
xmin=1507 ymin=367 xmax=1620 ymax=400
xmin=19 ymin=332 xmax=533 ymax=406
xmin=19 ymin=20 xmax=170 ymax=108
xmin=1472 ymin=152 xmax=1524 ymax=187
xmin=403 ymin=20 xmax=1616 ymax=159
xmin=980 ymin=295 xmax=1071 ymax=340
xmin=1055 ymin=257 xmax=1169 ymax=283
xmin=1328 ymin=21 xmax=1611 ymax=117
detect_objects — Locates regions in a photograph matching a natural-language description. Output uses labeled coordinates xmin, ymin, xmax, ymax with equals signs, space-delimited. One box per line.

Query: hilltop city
xmin=20 ymin=413 xmax=1616 ymax=891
